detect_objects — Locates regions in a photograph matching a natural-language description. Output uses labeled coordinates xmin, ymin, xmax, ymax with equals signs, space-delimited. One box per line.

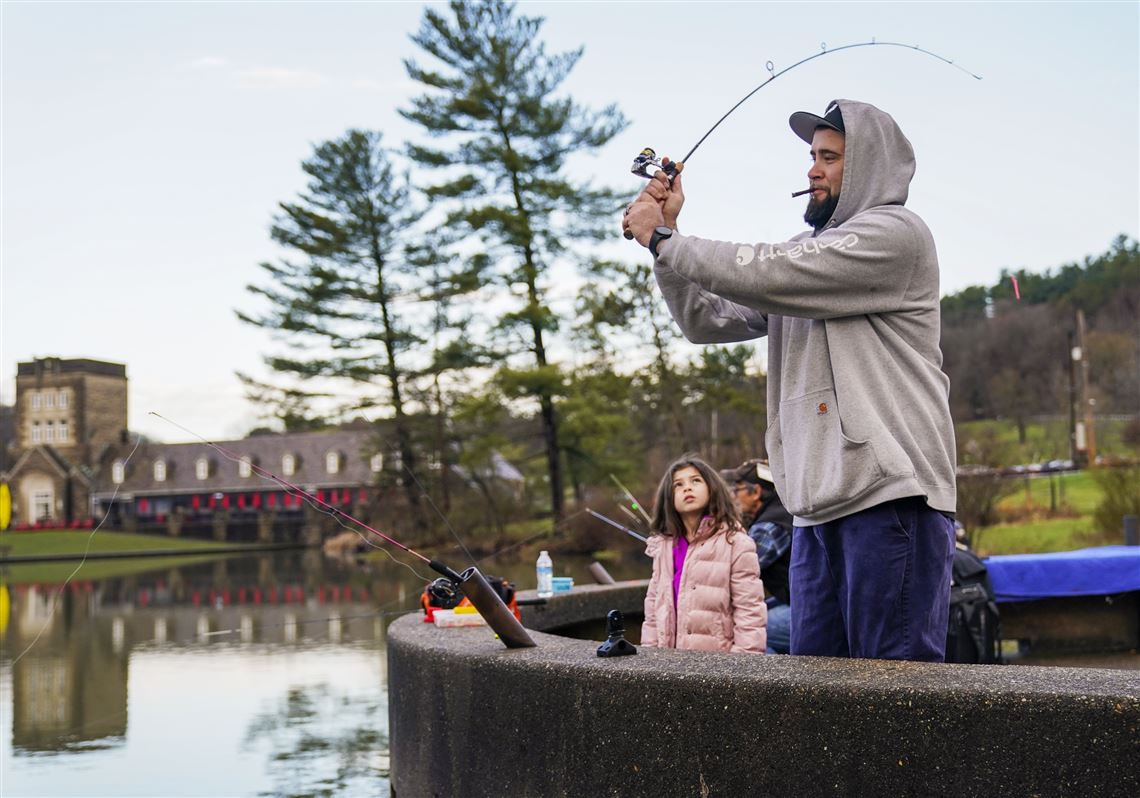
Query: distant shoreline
xmin=0 ymin=541 xmax=310 ymax=564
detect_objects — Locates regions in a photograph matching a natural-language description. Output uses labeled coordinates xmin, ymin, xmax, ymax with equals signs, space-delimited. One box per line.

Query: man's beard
xmin=803 ymin=190 xmax=839 ymax=229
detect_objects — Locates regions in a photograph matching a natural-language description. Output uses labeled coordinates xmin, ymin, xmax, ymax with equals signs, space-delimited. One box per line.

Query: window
xmin=325 ymin=452 xmax=340 ymax=474
xmin=370 ymin=453 xmax=383 ymax=473
xmin=282 ymin=454 xmax=296 ymax=476
xmin=154 ymin=460 xmax=167 ymax=482
xmin=44 ymin=422 xmax=55 ymax=443
xmin=45 ymin=392 xmax=55 ymax=409
xmin=31 ymin=423 xmax=42 ymax=443
xmin=31 ymin=393 xmax=41 ymax=411
xmin=59 ymin=390 xmax=69 ymax=409
xmin=58 ymin=421 xmax=69 ymax=442
xmin=239 ymin=457 xmax=252 ymax=478
xmin=112 ymin=460 xmax=125 ymax=484
xmin=195 ymin=457 xmax=210 ymax=480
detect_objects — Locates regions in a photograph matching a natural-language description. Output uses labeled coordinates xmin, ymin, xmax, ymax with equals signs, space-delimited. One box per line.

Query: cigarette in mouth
xmin=791 ymin=187 xmax=814 ymax=198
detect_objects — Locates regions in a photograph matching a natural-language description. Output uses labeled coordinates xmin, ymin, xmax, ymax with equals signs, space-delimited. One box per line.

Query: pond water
xmin=0 ymin=548 xmax=650 ymax=797
xmin=1 ymin=546 xmax=1134 ymax=796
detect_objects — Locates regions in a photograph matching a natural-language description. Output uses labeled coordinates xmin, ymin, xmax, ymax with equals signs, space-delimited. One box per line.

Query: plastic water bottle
xmin=536 ymin=550 xmax=553 ymax=598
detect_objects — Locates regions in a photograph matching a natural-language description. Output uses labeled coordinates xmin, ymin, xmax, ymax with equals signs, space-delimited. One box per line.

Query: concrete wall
xmin=388 ymin=581 xmax=1139 ymax=798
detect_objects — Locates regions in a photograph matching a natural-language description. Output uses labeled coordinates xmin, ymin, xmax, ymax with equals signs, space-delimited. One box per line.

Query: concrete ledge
xmin=388 ymin=581 xmax=1139 ymax=798
xmin=518 ymin=581 xmax=647 ymax=632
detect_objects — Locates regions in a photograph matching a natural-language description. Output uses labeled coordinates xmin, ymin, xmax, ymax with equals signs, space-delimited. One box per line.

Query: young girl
xmin=641 ymin=454 xmax=767 ymax=653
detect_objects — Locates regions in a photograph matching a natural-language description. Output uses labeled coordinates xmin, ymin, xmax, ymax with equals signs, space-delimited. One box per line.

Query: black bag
xmin=945 ymin=545 xmax=1002 ymax=664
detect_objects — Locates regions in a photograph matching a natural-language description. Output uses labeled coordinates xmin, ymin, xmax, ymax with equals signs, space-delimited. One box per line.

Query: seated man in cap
xmin=731 ymin=459 xmax=793 ymax=654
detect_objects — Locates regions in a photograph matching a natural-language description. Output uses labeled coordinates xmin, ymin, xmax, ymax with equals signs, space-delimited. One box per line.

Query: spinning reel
xmin=630 ymin=148 xmax=683 ymax=181
xmin=426 ymin=577 xmax=463 ymax=609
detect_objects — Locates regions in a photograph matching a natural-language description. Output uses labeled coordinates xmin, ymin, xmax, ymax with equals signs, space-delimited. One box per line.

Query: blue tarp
xmin=984 ymin=545 xmax=1140 ymax=603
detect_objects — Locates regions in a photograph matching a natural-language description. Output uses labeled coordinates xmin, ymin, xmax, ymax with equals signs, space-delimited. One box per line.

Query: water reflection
xmin=0 ymin=546 xmax=650 ymax=796
xmin=244 ymin=682 xmax=387 ymax=798
xmin=0 ymin=549 xmax=422 ymax=797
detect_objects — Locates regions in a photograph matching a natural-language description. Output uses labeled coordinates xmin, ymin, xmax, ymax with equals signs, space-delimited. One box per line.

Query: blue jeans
xmin=765 ymin=600 xmax=791 ymax=655
xmin=789 ymin=497 xmax=955 ymax=661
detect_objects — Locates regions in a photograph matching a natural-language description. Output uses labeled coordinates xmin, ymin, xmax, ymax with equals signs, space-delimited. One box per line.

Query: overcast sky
xmin=2 ymin=1 xmax=1137 ymax=441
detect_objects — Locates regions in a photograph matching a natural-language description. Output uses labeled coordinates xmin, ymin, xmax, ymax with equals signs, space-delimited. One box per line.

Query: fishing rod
xmin=149 ymin=412 xmax=535 ymax=648
xmin=624 ymin=39 xmax=982 ymax=238
xmin=617 ymin=504 xmax=644 ymax=528
xmin=609 ymin=473 xmax=652 ymax=525
xmin=586 ymin=508 xmax=648 ymax=544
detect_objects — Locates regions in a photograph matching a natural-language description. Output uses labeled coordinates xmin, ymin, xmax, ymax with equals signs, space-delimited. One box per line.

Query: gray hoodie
xmin=653 ymin=99 xmax=956 ymax=525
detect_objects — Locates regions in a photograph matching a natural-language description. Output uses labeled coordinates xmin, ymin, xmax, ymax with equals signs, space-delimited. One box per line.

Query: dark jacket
xmin=747 ymin=500 xmax=794 ymax=606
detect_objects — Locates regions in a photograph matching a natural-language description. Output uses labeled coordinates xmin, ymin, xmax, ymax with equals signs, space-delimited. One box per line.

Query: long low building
xmin=92 ymin=428 xmax=387 ymax=540
xmin=1 ymin=357 xmax=387 ymax=539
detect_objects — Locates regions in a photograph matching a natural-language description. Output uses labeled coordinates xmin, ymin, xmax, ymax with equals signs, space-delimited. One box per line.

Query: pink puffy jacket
xmin=641 ymin=518 xmax=767 ymax=653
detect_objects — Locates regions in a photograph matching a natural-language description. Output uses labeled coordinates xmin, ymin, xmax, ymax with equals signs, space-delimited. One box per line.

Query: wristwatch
xmin=649 ymin=225 xmax=673 ymax=258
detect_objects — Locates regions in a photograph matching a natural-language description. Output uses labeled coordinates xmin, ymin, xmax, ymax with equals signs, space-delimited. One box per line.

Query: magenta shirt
xmin=672 ymin=535 xmax=689 ymax=608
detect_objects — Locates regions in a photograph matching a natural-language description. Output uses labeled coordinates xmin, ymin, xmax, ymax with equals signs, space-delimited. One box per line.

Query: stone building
xmin=3 ymin=357 xmax=128 ymax=527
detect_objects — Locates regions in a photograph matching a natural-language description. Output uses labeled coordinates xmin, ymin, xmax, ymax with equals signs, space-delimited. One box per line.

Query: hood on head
xmin=815 ymin=99 xmax=916 ymax=229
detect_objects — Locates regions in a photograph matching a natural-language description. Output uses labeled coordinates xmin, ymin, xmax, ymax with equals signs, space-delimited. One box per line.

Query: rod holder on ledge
xmin=459 ymin=566 xmax=537 ymax=649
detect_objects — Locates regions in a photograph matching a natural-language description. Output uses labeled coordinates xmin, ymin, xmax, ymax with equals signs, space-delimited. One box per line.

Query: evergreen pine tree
xmin=237 ymin=129 xmax=428 ymax=531
xmin=401 ymin=0 xmax=628 ymax=519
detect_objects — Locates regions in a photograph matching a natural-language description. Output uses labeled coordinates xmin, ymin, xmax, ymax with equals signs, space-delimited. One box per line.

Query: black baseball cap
xmin=731 ymin=459 xmax=775 ymax=487
xmin=789 ymin=100 xmax=845 ymax=144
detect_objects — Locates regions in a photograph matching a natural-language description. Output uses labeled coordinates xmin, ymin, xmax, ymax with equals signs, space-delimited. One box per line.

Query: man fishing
xmin=623 ymin=99 xmax=957 ymax=662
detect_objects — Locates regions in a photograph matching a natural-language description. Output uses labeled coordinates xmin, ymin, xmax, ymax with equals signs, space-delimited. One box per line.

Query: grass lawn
xmin=997 ymin=470 xmax=1102 ymax=515
xmin=974 ymin=469 xmax=1133 ymax=555
xmin=0 ymin=529 xmax=240 ymax=559
xmin=973 ymin=517 xmax=1114 ymax=556
xmin=3 ymin=554 xmax=235 ymax=586
xmin=0 ymin=530 xmax=250 ymax=584
xmin=956 ymin=417 xmax=1137 ymax=465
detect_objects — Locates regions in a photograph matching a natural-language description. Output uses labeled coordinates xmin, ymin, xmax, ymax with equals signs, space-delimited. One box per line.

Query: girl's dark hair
xmin=650 ymin=453 xmax=741 ymax=541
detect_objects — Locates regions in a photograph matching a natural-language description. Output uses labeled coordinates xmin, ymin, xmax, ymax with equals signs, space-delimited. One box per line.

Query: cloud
xmin=350 ymin=77 xmax=420 ymax=95
xmin=189 ymin=56 xmax=228 ymax=70
xmin=237 ymin=67 xmax=326 ymax=90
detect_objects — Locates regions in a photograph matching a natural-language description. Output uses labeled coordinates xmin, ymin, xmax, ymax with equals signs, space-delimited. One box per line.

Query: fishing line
xmin=197 ymin=604 xmax=416 ymax=639
xmin=472 ymin=508 xmax=590 ymax=565
xmin=674 ymin=40 xmax=981 ymax=172
xmin=401 ymin=463 xmax=476 ymax=567
xmin=8 ymin=435 xmax=145 ymax=666
xmin=624 ymin=39 xmax=981 ymax=235
xmin=148 ymin=412 xmax=458 ymax=584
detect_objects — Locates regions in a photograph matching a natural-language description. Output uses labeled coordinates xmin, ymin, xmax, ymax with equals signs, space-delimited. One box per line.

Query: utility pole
xmin=1067 ymin=331 xmax=1078 ymax=465
xmin=1076 ymin=309 xmax=1097 ymax=468
xmin=710 ymin=409 xmax=719 ymax=464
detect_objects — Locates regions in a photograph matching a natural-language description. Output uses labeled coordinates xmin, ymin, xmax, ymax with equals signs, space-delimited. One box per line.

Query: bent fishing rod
xmin=149 ymin=412 xmax=536 ymax=647
xmin=624 ymin=39 xmax=981 ymax=238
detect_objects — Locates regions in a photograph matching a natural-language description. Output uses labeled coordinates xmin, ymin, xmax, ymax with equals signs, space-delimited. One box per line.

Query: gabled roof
xmin=4 ymin=445 xmax=94 ymax=486
xmin=450 ymin=451 xmax=525 ymax=484
xmin=92 ymin=428 xmax=382 ymax=497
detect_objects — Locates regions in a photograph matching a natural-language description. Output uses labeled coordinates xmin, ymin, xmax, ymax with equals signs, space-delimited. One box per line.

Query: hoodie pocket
xmin=775 ymin=389 xmax=885 ymax=517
